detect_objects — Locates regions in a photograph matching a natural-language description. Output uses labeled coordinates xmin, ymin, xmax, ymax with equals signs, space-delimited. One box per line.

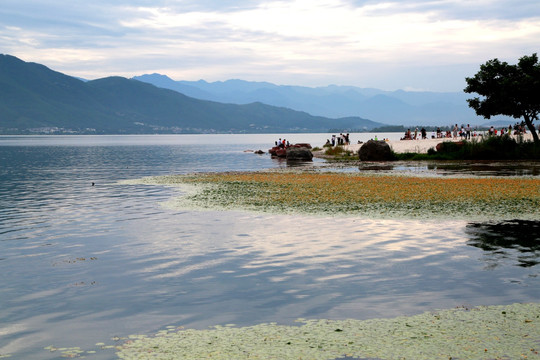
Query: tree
xmin=464 ymin=53 xmax=540 ymax=143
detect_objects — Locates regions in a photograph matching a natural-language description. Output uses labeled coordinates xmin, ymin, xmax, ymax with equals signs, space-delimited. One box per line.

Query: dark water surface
xmin=1 ymin=135 xmax=538 ymax=359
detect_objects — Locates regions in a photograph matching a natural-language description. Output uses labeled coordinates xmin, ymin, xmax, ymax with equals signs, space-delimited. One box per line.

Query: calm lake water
xmin=1 ymin=134 xmax=539 ymax=359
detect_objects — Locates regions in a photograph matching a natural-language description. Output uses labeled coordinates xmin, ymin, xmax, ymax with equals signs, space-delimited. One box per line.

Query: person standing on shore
xmin=466 ymin=124 xmax=471 ymax=139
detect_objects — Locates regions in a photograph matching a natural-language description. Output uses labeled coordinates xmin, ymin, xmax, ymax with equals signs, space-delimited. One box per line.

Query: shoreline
xmin=341 ymin=133 xmax=535 ymax=154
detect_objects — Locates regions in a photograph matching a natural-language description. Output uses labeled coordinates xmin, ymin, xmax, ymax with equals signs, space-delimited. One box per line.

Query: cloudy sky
xmin=1 ymin=0 xmax=539 ymax=91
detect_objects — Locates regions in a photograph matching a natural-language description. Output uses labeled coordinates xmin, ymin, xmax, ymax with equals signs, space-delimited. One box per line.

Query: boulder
xmin=292 ymin=143 xmax=312 ymax=149
xmin=269 ymin=146 xmax=286 ymax=157
xmin=286 ymin=146 xmax=313 ymax=161
xmin=358 ymin=140 xmax=393 ymax=161
xmin=436 ymin=141 xmax=464 ymax=153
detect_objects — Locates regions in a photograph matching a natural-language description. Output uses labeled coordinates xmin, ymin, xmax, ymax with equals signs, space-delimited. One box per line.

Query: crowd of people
xmin=274 ymin=138 xmax=290 ymax=148
xmin=487 ymin=123 xmax=535 ymax=136
xmin=401 ymin=128 xmax=427 ymax=140
xmin=276 ymin=122 xmax=539 ymax=149
xmin=400 ymin=122 xmax=540 ymax=141
xmin=324 ymin=133 xmax=351 ymax=146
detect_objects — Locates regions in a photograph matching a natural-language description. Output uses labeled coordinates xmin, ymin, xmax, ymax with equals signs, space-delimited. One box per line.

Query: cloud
xmin=1 ymin=0 xmax=539 ymax=91
xmin=348 ymin=0 xmax=540 ymax=21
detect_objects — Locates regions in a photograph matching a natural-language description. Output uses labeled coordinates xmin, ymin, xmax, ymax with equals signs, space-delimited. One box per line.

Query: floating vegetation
xmin=43 ymin=342 xmax=120 ymax=358
xmin=44 ymin=345 xmax=86 ymax=358
xmin=114 ymin=303 xmax=540 ymax=360
xmin=124 ymin=172 xmax=540 ymax=220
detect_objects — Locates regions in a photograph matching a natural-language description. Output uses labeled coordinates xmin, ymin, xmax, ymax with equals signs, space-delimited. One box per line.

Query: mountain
xmin=133 ymin=74 xmax=513 ymax=126
xmin=0 ymin=55 xmax=381 ymax=134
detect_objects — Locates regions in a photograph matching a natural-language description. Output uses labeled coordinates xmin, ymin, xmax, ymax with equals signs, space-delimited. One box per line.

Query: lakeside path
xmin=343 ymin=133 xmax=535 ymax=154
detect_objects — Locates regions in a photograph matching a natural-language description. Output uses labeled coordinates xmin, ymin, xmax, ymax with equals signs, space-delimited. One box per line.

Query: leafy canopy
xmin=464 ymin=53 xmax=540 ymax=142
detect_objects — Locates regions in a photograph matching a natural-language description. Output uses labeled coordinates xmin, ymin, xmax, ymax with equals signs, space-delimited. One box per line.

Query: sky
xmin=1 ymin=0 xmax=539 ymax=92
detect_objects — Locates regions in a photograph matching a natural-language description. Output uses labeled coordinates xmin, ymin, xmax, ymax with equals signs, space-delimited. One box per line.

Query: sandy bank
xmin=344 ymin=138 xmax=455 ymax=154
xmin=343 ymin=133 xmax=535 ymax=154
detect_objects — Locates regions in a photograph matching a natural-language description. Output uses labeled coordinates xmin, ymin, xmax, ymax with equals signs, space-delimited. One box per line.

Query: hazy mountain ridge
xmin=134 ymin=74 xmax=511 ymax=126
xmin=0 ymin=55 xmax=381 ymax=134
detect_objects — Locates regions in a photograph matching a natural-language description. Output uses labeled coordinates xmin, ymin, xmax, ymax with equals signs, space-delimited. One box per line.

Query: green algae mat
xmin=124 ymin=171 xmax=540 ymax=220
xmin=41 ymin=303 xmax=539 ymax=359
xmin=114 ymin=303 xmax=540 ymax=360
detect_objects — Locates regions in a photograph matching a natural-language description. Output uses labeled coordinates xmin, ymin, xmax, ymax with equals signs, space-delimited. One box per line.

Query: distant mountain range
xmin=133 ymin=74 xmax=512 ymax=127
xmin=0 ymin=54 xmax=381 ymax=135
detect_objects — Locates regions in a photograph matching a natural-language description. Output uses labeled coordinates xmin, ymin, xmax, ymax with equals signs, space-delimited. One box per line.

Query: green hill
xmin=0 ymin=54 xmax=381 ymax=134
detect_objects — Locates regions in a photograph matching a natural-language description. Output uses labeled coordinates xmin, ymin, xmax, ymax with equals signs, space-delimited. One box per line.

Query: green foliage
xmin=395 ymin=136 xmax=540 ymax=160
xmin=324 ymin=146 xmax=346 ymax=156
xmin=465 ymin=53 xmax=540 ymax=142
xmin=462 ymin=135 xmax=540 ymax=159
xmin=324 ymin=146 xmax=355 ymax=160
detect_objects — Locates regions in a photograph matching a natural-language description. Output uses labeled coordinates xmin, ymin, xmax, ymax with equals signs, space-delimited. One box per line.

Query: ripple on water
xmin=1 ymin=139 xmax=539 ymax=359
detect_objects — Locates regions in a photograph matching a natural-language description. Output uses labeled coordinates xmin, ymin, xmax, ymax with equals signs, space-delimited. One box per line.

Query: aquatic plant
xmin=130 ymin=172 xmax=540 ymax=220
xmin=114 ymin=302 xmax=540 ymax=360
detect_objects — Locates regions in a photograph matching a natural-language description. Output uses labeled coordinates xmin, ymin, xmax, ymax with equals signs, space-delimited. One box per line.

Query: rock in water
xmin=358 ymin=140 xmax=393 ymax=161
xmin=286 ymin=147 xmax=313 ymax=161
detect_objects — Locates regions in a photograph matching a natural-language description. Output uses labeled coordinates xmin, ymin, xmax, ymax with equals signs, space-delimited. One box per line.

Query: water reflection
xmin=355 ymin=160 xmax=540 ymax=177
xmin=2 ymin=136 xmax=540 ymax=359
xmin=270 ymin=156 xmax=320 ymax=168
xmin=356 ymin=163 xmax=395 ymax=172
xmin=427 ymin=161 xmax=540 ymax=177
xmin=465 ymin=220 xmax=540 ymax=268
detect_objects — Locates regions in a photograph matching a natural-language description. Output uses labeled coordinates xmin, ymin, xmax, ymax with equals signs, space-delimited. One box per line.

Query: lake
xmin=0 ymin=134 xmax=538 ymax=359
